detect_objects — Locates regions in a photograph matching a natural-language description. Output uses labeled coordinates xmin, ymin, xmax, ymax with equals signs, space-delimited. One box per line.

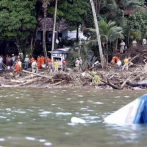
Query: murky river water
xmin=0 ymin=88 xmax=147 ymax=147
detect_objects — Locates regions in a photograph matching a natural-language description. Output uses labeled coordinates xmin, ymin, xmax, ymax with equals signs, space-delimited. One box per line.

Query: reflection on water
xmin=0 ymin=88 xmax=147 ymax=147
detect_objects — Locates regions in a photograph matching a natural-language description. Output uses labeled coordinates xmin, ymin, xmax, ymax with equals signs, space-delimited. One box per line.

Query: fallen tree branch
xmin=22 ymin=70 xmax=52 ymax=79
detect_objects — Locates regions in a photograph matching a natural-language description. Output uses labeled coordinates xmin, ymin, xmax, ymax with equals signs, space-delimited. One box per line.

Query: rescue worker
xmin=40 ymin=56 xmax=45 ymax=69
xmin=13 ymin=60 xmax=21 ymax=76
xmin=111 ymin=56 xmax=119 ymax=64
xmin=37 ymin=56 xmax=41 ymax=69
xmin=47 ymin=57 xmax=52 ymax=72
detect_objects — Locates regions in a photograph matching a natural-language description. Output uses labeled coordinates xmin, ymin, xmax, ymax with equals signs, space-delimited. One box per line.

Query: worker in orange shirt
xmin=47 ymin=57 xmax=52 ymax=72
xmin=37 ymin=56 xmax=41 ymax=69
xmin=13 ymin=60 xmax=21 ymax=76
xmin=111 ymin=56 xmax=119 ymax=64
xmin=40 ymin=56 xmax=45 ymax=69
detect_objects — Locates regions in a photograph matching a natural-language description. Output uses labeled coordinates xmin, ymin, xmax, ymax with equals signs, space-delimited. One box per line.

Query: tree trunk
xmin=76 ymin=24 xmax=79 ymax=42
xmin=90 ymin=0 xmax=105 ymax=68
xmin=114 ymin=39 xmax=118 ymax=52
xmin=52 ymin=0 xmax=58 ymax=51
xmin=42 ymin=1 xmax=48 ymax=62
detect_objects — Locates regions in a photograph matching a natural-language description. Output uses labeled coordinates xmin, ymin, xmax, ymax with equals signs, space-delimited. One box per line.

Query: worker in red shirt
xmin=62 ymin=60 xmax=66 ymax=71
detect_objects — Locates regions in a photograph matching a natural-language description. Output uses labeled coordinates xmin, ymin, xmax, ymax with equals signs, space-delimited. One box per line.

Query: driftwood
xmin=49 ymin=80 xmax=66 ymax=86
xmin=22 ymin=70 xmax=52 ymax=79
xmin=19 ymin=77 xmax=42 ymax=86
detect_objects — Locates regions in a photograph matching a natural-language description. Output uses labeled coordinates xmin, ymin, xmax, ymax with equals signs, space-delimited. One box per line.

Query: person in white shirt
xmin=117 ymin=59 xmax=122 ymax=71
xmin=75 ymin=58 xmax=80 ymax=71
xmin=31 ymin=60 xmax=38 ymax=73
xmin=132 ymin=39 xmax=137 ymax=47
xmin=0 ymin=56 xmax=3 ymax=70
xmin=143 ymin=38 xmax=146 ymax=45
xmin=120 ymin=40 xmax=125 ymax=53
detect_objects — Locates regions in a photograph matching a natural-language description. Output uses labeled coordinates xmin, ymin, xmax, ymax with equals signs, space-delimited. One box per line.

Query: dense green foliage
xmin=0 ymin=0 xmax=147 ymax=61
xmin=0 ymin=0 xmax=37 ymax=41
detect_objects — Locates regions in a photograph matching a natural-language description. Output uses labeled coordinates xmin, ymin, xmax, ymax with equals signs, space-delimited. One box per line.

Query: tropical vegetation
xmin=0 ymin=0 xmax=147 ymax=66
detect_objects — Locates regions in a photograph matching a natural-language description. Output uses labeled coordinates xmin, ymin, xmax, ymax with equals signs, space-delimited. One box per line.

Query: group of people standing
xmin=0 ymin=53 xmax=67 ymax=77
xmin=112 ymin=56 xmax=129 ymax=71
xmin=119 ymin=38 xmax=147 ymax=54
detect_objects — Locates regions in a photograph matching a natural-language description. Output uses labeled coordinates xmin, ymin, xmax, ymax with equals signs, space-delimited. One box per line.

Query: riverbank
xmin=0 ymin=64 xmax=147 ymax=90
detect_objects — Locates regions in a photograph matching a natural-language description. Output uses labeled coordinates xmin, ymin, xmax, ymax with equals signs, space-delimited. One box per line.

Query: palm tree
xmin=85 ymin=19 xmax=124 ymax=62
xmin=99 ymin=19 xmax=124 ymax=60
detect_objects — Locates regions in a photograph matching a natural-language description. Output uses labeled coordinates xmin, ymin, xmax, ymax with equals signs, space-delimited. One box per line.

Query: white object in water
xmin=71 ymin=117 xmax=86 ymax=124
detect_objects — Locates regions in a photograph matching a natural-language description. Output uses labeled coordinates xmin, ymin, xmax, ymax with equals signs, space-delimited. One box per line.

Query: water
xmin=0 ymin=88 xmax=147 ymax=147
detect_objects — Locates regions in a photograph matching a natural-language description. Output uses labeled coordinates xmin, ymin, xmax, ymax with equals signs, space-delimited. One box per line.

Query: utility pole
xmin=51 ymin=0 xmax=58 ymax=51
xmin=90 ymin=0 xmax=105 ymax=68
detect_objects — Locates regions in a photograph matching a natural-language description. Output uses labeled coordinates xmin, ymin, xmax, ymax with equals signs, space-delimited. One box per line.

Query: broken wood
xmin=22 ymin=70 xmax=52 ymax=79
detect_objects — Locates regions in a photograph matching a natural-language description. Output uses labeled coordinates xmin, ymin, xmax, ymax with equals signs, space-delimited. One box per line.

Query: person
xmin=37 ymin=56 xmax=41 ymax=69
xmin=40 ymin=56 xmax=45 ymax=69
xmin=24 ymin=55 xmax=30 ymax=70
xmin=0 ymin=56 xmax=3 ymax=70
xmin=120 ymin=40 xmax=125 ymax=53
xmin=79 ymin=57 xmax=83 ymax=71
xmin=30 ymin=56 xmax=35 ymax=63
xmin=13 ymin=60 xmax=21 ymax=76
xmin=143 ymin=38 xmax=147 ymax=45
xmin=54 ymin=59 xmax=58 ymax=72
xmin=18 ymin=59 xmax=22 ymax=76
xmin=31 ymin=60 xmax=38 ymax=73
xmin=12 ymin=54 xmax=15 ymax=67
xmin=62 ymin=60 xmax=66 ymax=71
xmin=75 ymin=58 xmax=80 ymax=71
xmin=117 ymin=59 xmax=122 ymax=71
xmin=132 ymin=39 xmax=137 ymax=47
xmin=111 ymin=56 xmax=119 ymax=64
xmin=6 ymin=55 xmax=8 ymax=66
xmin=47 ymin=57 xmax=52 ymax=72
xmin=7 ymin=56 xmax=12 ymax=70
xmin=122 ymin=57 xmax=129 ymax=71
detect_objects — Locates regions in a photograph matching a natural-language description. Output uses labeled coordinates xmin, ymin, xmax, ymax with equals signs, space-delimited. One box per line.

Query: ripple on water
xmin=44 ymin=142 xmax=52 ymax=146
xmin=67 ymin=98 xmax=71 ymax=100
xmin=0 ymin=138 xmax=5 ymax=142
xmin=56 ymin=112 xmax=72 ymax=116
xmin=25 ymin=137 xmax=36 ymax=141
xmin=39 ymin=139 xmax=46 ymax=142
xmin=78 ymin=95 xmax=83 ymax=97
xmin=93 ymin=102 xmax=104 ymax=105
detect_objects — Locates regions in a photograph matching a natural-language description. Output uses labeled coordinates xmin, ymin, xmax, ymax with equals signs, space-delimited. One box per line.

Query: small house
xmin=49 ymin=47 xmax=70 ymax=67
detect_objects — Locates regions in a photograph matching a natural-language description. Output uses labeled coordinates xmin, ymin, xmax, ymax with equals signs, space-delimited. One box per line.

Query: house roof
xmin=38 ymin=18 xmax=69 ymax=32
xmin=49 ymin=47 xmax=71 ymax=54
